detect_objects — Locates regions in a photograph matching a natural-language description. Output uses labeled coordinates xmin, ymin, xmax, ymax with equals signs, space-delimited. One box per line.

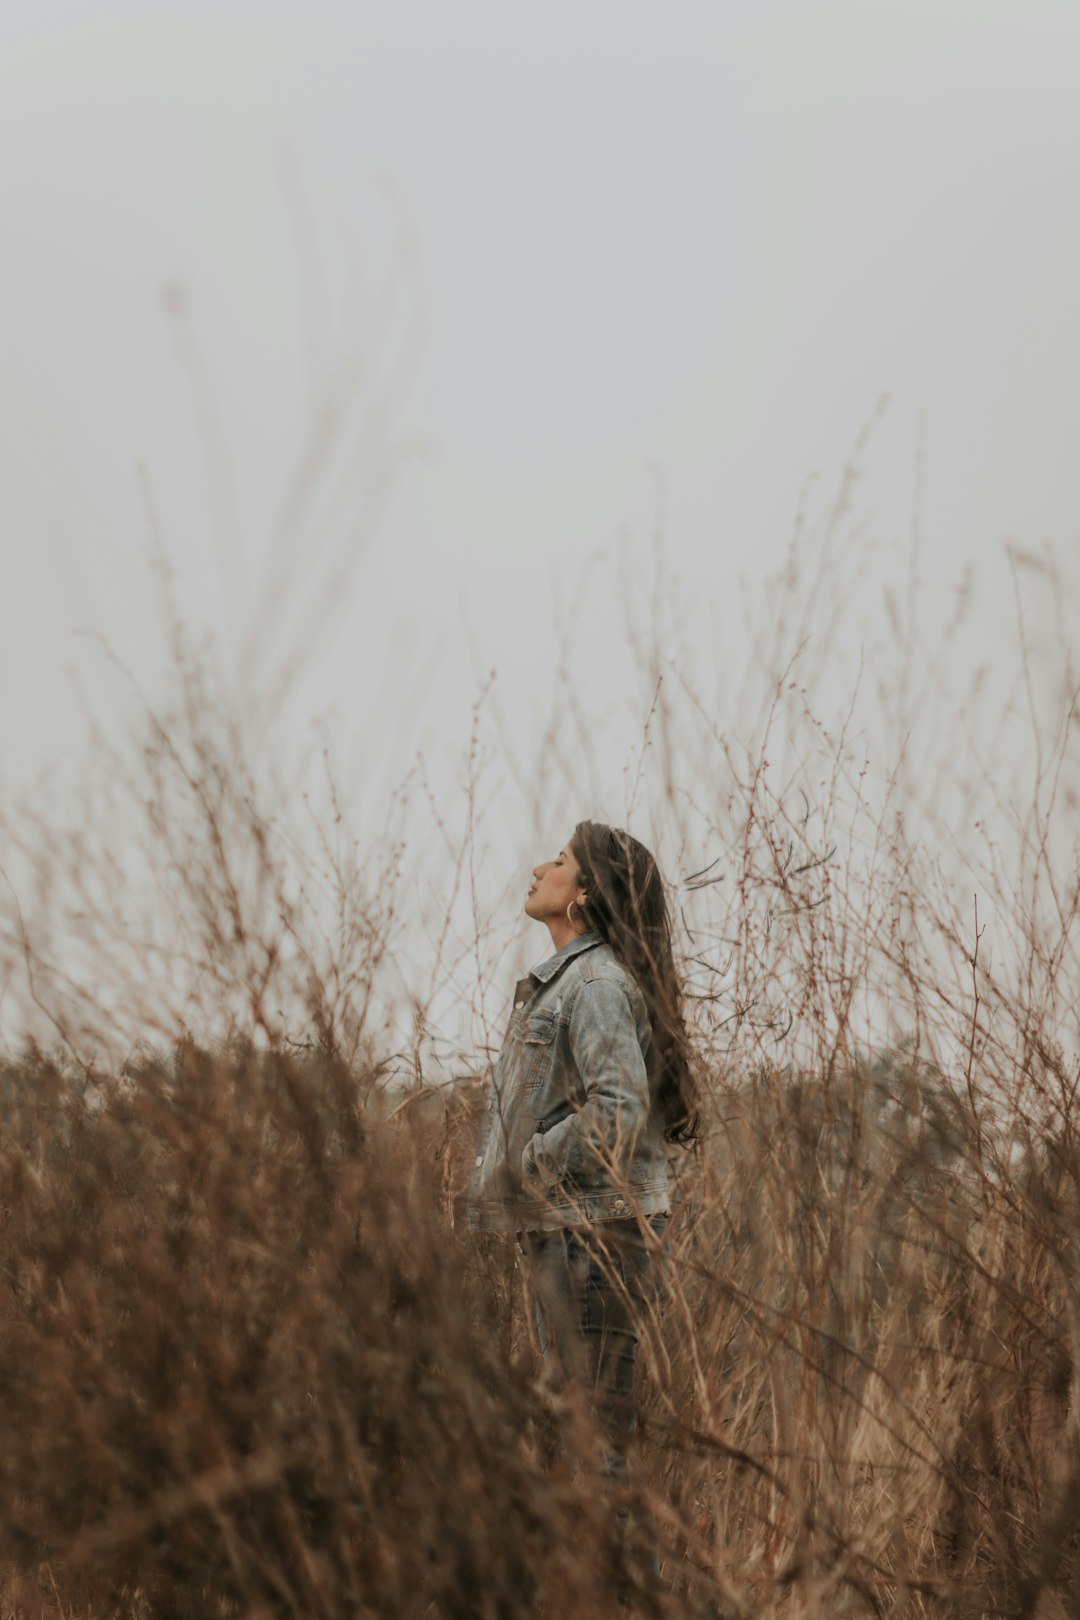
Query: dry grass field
xmin=0 ymin=1017 xmax=1078 ymax=1617
xmin=3 ymin=514 xmax=1080 ymax=1618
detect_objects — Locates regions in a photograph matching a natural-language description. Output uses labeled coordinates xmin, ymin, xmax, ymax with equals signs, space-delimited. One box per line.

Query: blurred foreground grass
xmin=0 ymin=1026 xmax=1077 ymax=1618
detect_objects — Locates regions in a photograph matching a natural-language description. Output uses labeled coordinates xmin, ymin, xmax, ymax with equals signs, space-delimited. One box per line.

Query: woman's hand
xmin=520 ymin=1133 xmax=546 ymax=1192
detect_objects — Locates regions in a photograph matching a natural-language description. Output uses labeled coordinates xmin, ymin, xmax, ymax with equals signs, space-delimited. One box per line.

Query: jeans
xmin=522 ymin=1214 xmax=669 ymax=1584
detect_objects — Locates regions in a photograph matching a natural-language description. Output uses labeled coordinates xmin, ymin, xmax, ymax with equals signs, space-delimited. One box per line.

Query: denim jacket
xmin=467 ymin=931 xmax=670 ymax=1232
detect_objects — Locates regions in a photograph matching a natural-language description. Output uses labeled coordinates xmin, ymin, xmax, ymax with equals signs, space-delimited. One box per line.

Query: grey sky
xmin=5 ymin=2 xmax=1080 ymax=773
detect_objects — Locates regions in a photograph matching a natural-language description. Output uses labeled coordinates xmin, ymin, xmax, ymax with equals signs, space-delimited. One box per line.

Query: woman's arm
xmin=522 ymin=974 xmax=649 ymax=1192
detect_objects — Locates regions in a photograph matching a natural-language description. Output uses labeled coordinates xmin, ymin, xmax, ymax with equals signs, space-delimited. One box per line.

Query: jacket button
xmin=613 ymin=1198 xmax=627 ymax=1211
xmin=474 ymin=1155 xmax=484 ymax=1168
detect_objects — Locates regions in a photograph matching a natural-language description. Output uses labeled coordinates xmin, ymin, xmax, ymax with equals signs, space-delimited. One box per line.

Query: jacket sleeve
xmin=522 ymin=974 xmax=649 ymax=1190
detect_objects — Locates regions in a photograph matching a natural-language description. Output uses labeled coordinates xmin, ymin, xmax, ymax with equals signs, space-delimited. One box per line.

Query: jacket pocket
xmin=520 ymin=1010 xmax=557 ymax=1092
xmin=533 ymin=1103 xmax=572 ymax=1136
xmin=532 ymin=1106 xmax=592 ymax=1190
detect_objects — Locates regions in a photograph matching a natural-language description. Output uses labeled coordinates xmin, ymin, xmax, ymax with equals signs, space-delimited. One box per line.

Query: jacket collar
xmin=529 ymin=929 xmax=603 ymax=985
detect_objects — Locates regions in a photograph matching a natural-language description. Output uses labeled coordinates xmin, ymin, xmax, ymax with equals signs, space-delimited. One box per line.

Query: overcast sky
xmin=3 ymin=1 xmax=1080 ymax=1051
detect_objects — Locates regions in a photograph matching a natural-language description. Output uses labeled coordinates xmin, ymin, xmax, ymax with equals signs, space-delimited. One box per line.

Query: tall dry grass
xmin=3 ymin=434 xmax=1080 ymax=1618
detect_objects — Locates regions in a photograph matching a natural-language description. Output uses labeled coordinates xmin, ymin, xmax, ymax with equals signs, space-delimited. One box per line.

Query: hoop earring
xmin=566 ymin=899 xmax=585 ymax=931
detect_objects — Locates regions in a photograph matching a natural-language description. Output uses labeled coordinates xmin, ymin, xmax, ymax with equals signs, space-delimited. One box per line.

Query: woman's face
xmin=524 ymin=842 xmax=586 ymax=923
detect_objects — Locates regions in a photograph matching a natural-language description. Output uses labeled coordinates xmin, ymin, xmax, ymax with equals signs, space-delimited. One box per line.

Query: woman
xmin=467 ymin=820 xmax=698 ymax=1567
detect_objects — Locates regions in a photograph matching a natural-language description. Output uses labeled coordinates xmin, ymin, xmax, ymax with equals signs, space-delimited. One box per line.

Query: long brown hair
xmin=570 ymin=821 xmax=699 ymax=1146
